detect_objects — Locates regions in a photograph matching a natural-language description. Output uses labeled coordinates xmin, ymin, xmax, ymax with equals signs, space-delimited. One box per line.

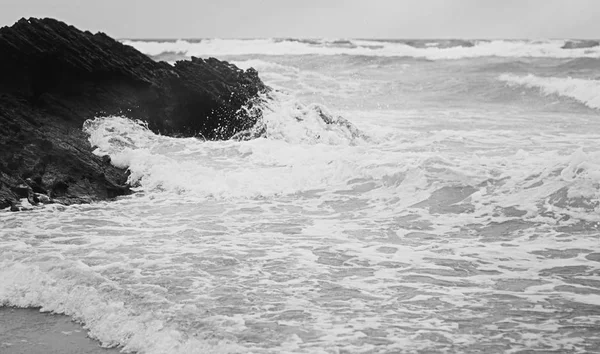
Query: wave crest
xmin=234 ymin=93 xmax=367 ymax=145
xmin=498 ymin=74 xmax=600 ymax=110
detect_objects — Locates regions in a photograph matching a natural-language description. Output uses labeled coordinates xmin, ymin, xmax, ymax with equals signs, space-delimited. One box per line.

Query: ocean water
xmin=1 ymin=38 xmax=600 ymax=353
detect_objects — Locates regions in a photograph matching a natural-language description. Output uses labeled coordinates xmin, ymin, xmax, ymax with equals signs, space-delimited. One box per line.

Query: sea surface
xmin=2 ymin=38 xmax=600 ymax=353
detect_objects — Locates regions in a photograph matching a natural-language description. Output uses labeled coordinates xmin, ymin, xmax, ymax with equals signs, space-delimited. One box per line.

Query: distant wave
xmin=561 ymin=40 xmax=599 ymax=49
xmin=499 ymin=74 xmax=600 ymax=109
xmin=123 ymin=38 xmax=600 ymax=60
xmin=229 ymin=59 xmax=297 ymax=72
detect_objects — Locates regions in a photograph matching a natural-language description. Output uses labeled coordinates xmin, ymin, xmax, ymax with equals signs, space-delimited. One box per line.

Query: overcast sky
xmin=1 ymin=0 xmax=599 ymax=39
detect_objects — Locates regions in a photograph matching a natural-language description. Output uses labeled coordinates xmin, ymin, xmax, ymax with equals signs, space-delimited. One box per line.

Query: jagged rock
xmin=34 ymin=193 xmax=52 ymax=204
xmin=0 ymin=17 xmax=268 ymax=138
xmin=14 ymin=184 xmax=31 ymax=198
xmin=311 ymin=105 xmax=366 ymax=140
xmin=0 ymin=17 xmax=270 ymax=209
xmin=0 ymin=95 xmax=132 ymax=208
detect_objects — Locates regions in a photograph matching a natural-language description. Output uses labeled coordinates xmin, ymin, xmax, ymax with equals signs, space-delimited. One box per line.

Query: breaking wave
xmin=82 ymin=96 xmax=367 ymax=199
xmin=499 ymin=74 xmax=600 ymax=110
xmin=0 ymin=261 xmax=244 ymax=354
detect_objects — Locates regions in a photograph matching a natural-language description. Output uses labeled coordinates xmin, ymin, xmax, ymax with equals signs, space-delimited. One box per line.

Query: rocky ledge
xmin=0 ymin=18 xmax=269 ymax=210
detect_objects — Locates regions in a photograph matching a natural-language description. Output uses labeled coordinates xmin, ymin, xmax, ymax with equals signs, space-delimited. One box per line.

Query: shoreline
xmin=0 ymin=307 xmax=123 ymax=354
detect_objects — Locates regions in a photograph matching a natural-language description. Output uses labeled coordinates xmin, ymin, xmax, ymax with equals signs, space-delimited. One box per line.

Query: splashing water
xmin=2 ymin=39 xmax=600 ymax=354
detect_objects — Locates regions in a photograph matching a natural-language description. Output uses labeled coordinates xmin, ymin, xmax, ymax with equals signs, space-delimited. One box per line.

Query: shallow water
xmin=1 ymin=39 xmax=600 ymax=353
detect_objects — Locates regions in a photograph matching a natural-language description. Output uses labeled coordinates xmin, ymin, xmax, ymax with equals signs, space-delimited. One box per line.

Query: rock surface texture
xmin=0 ymin=18 xmax=269 ymax=209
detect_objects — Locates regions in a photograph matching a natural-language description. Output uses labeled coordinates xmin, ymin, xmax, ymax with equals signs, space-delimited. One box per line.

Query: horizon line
xmin=119 ymin=37 xmax=600 ymax=41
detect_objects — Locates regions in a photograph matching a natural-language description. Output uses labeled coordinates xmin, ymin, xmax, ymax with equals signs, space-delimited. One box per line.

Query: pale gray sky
xmin=1 ymin=0 xmax=599 ymax=39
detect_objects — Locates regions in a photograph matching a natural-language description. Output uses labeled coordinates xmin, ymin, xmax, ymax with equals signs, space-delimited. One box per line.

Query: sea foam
xmin=82 ymin=95 xmax=371 ymax=199
xmin=4 ymin=37 xmax=600 ymax=354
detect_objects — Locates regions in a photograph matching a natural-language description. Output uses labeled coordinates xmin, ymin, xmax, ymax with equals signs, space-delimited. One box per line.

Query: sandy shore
xmin=0 ymin=307 xmax=123 ymax=354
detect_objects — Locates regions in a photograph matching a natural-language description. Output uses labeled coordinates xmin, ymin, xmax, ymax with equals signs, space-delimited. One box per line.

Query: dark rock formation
xmin=0 ymin=17 xmax=269 ymax=137
xmin=0 ymin=94 xmax=130 ymax=209
xmin=0 ymin=17 xmax=269 ymax=209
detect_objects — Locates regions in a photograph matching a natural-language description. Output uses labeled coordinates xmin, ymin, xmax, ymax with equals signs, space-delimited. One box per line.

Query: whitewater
xmin=2 ymin=38 xmax=600 ymax=353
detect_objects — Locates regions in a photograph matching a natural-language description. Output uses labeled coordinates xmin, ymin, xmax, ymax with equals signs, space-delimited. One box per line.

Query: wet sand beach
xmin=0 ymin=307 xmax=123 ymax=354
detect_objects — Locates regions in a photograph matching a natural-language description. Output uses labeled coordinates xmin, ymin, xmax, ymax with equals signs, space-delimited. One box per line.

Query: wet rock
xmin=0 ymin=17 xmax=268 ymax=139
xmin=311 ymin=104 xmax=365 ymax=139
xmin=25 ymin=177 xmax=46 ymax=194
xmin=27 ymin=191 xmax=39 ymax=206
xmin=34 ymin=193 xmax=52 ymax=204
xmin=0 ymin=199 xmax=10 ymax=210
xmin=0 ymin=17 xmax=270 ymax=209
xmin=14 ymin=184 xmax=31 ymax=198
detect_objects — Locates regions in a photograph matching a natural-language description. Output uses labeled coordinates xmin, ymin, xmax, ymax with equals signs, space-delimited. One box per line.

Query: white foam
xmin=251 ymin=94 xmax=366 ymax=145
xmin=0 ymin=261 xmax=243 ymax=354
xmin=123 ymin=38 xmax=600 ymax=60
xmin=3 ymin=55 xmax=600 ymax=353
xmin=499 ymin=74 xmax=600 ymax=110
xmin=81 ymin=100 xmax=375 ymax=199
